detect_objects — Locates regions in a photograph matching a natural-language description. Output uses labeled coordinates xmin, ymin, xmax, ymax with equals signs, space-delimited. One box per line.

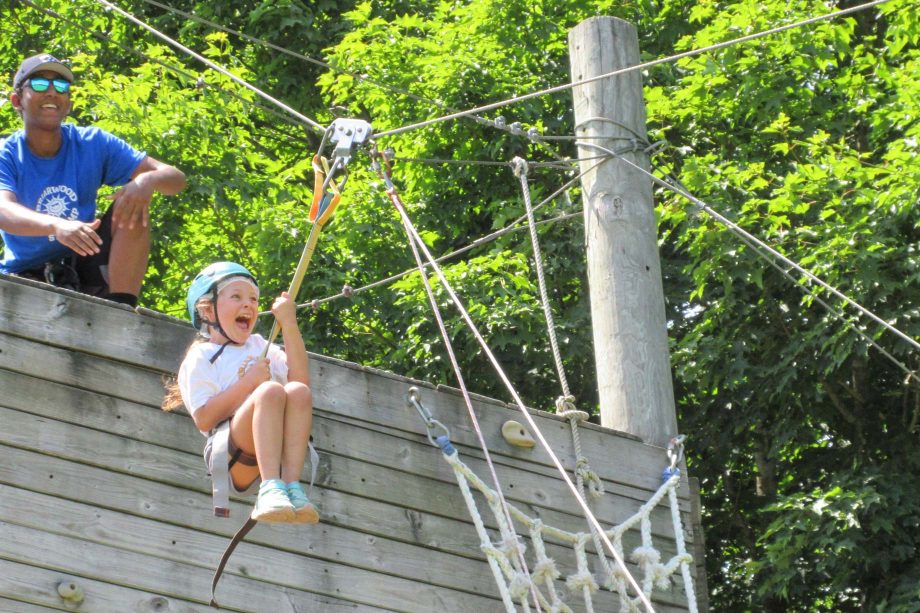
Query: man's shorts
xmin=16 ymin=207 xmax=114 ymax=295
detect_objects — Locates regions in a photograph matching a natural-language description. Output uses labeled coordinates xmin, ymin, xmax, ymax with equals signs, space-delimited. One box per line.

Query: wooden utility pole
xmin=569 ymin=17 xmax=678 ymax=448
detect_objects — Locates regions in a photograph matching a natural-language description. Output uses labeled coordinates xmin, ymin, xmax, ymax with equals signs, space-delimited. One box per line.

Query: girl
xmin=164 ymin=261 xmax=319 ymax=524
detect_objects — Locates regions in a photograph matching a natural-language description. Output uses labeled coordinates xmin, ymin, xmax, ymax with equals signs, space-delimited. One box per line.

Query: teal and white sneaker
xmin=286 ymin=481 xmax=319 ymax=524
xmin=251 ymin=479 xmax=295 ymax=523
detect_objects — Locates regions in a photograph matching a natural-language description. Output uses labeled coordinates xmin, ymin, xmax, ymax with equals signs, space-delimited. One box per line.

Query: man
xmin=0 ymin=53 xmax=186 ymax=307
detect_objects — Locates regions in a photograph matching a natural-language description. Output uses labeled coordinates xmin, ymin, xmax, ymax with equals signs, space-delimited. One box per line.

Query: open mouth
xmin=234 ymin=314 xmax=253 ymax=330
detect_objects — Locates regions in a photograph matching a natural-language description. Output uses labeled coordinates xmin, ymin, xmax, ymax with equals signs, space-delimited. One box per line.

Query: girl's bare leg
xmin=280 ymin=382 xmax=313 ymax=484
xmin=230 ymin=380 xmax=286 ymax=482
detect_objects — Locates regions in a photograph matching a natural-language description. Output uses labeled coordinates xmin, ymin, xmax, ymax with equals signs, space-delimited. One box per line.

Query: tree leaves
xmin=1 ymin=0 xmax=917 ymax=609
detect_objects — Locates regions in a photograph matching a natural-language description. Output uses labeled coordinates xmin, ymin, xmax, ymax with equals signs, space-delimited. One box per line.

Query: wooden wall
xmin=0 ymin=274 xmax=707 ymax=612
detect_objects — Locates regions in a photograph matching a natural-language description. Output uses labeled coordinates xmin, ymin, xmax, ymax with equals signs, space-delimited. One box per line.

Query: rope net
xmin=437 ymin=439 xmax=698 ymax=613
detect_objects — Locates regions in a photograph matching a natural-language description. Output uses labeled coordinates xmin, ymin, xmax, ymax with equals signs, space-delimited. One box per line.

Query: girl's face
xmin=207 ymin=279 xmax=260 ymax=344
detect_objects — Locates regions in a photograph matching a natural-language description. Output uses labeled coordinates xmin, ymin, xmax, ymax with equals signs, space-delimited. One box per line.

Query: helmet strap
xmin=209 ymin=339 xmax=234 ymax=365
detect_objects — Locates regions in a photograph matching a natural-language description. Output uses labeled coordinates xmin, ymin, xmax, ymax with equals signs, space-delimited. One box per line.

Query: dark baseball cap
xmin=13 ymin=54 xmax=74 ymax=89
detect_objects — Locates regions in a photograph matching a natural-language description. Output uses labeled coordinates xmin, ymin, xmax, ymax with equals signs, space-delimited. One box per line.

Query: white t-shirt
xmin=178 ymin=334 xmax=289 ymax=435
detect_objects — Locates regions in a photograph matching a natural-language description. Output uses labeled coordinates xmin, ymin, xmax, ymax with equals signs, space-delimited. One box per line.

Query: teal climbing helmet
xmin=186 ymin=261 xmax=258 ymax=330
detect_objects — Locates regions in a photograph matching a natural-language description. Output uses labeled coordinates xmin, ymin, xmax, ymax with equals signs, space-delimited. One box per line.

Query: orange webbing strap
xmin=261 ymin=155 xmax=343 ymax=355
xmin=309 ymin=155 xmax=342 ymax=226
xmin=209 ymin=516 xmax=258 ymax=609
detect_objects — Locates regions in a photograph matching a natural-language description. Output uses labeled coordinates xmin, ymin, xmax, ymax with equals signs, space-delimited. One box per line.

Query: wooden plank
xmin=0 ymin=487 xmax=500 ymax=613
xmin=0 ymin=437 xmax=692 ymax=611
xmin=317 ymin=420 xmax=685 ymax=542
xmin=0 ymin=334 xmax=696 ymax=544
xmin=320 ymin=409 xmax=691 ymax=513
xmin=0 ymin=560 xmax=209 ymax=612
xmin=0 ymin=358 xmax=691 ymax=525
xmin=0 ymin=521 xmax=400 ymax=613
xmin=0 ymin=402 xmax=688 ymax=553
xmin=0 ymin=276 xmax=699 ymax=609
xmin=308 ymin=356 xmax=691 ymax=498
xmin=0 ymin=274 xmax=192 ymax=373
xmin=0 ymin=596 xmax=64 ymax=613
xmin=0 ymin=362 xmax=696 ymax=556
xmin=0 ymin=366 xmax=692 ymax=536
xmin=0 ymin=332 xmax=166 ymax=408
xmin=1 ymin=491 xmax=692 ymax=613
xmin=0 ymin=369 xmax=695 ymax=564
xmin=689 ymin=477 xmax=710 ymax=612
xmin=0 ymin=481 xmax=495 ymax=600
xmin=0 ymin=274 xmax=691 ymax=501
xmin=0 ymin=445 xmax=692 ymax=611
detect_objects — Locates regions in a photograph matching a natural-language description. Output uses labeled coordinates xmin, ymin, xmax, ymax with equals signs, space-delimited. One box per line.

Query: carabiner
xmin=407 ymin=386 xmax=451 ymax=447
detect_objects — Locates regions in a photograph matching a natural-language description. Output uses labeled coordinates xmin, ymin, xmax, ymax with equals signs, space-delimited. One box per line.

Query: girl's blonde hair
xmin=161 ymin=297 xmax=213 ymax=411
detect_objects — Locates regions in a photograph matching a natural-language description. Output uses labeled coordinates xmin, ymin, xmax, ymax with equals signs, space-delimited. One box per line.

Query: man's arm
xmin=110 ymin=156 xmax=187 ymax=229
xmin=0 ymin=189 xmax=102 ymax=256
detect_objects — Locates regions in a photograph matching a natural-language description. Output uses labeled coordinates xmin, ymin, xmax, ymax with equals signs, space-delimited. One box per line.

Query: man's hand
xmin=107 ymin=156 xmax=187 ymax=231
xmin=108 ymin=175 xmax=155 ymax=230
xmin=53 ymin=218 xmax=102 ymax=256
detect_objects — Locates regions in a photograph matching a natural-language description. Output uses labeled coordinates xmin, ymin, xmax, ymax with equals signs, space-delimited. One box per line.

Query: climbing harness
xmin=210 ymin=118 xmax=371 ymax=609
xmin=410 ymin=388 xmax=698 ymax=613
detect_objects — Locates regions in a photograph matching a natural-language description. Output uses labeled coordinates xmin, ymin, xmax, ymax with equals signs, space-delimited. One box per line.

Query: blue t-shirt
xmin=0 ymin=124 xmax=146 ymax=273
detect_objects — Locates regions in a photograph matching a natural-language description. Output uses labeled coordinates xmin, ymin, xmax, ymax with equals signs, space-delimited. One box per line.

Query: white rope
xmin=382 ymin=180 xmax=654 ymax=611
xmin=512 ymin=157 xmax=571 ymax=397
xmin=668 ymin=486 xmax=698 ymax=613
xmin=514 ymin=158 xmax=618 ymax=598
xmin=449 ymin=451 xmax=518 ymax=612
xmin=382 ymin=164 xmax=543 ymax=611
xmin=443 ymin=446 xmax=696 ymax=611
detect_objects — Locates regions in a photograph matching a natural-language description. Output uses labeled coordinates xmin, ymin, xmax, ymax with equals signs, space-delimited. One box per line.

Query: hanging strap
xmin=208 ymin=421 xmax=233 ymax=518
xmin=208 ymin=441 xmax=320 ymax=608
xmin=209 ymin=516 xmax=258 ymax=608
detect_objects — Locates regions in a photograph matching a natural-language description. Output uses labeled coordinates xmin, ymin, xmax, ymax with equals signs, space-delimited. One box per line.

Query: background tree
xmin=1 ymin=0 xmax=917 ymax=609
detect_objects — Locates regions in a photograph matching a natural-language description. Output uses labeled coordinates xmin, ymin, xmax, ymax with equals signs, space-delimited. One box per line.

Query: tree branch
xmin=821 ymin=378 xmax=857 ymax=425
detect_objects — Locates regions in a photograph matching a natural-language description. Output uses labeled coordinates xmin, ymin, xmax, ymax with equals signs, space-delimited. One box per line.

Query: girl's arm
xmin=192 ymin=360 xmax=270 ymax=432
xmin=272 ymin=292 xmax=310 ymax=385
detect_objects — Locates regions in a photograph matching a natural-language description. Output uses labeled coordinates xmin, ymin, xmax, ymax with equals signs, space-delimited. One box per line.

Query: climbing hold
xmin=501 ymin=420 xmax=536 ymax=448
xmin=57 ymin=580 xmax=84 ymax=605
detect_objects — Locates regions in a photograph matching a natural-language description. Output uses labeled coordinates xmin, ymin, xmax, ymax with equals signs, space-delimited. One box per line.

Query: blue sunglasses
xmin=26 ymin=76 xmax=71 ymax=94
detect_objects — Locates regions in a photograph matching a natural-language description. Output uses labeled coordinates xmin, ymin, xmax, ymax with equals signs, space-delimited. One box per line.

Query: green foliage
xmin=1 ymin=0 xmax=918 ymax=609
xmin=648 ymin=0 xmax=920 ymax=609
